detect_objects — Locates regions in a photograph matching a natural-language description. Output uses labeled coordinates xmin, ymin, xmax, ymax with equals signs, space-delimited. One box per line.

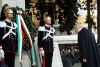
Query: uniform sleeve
xmin=38 ymin=31 xmax=44 ymax=48
xmin=37 ymin=26 xmax=45 ymax=48
xmin=0 ymin=28 xmax=4 ymax=46
xmin=0 ymin=22 xmax=6 ymax=47
xmin=78 ymin=32 xmax=86 ymax=58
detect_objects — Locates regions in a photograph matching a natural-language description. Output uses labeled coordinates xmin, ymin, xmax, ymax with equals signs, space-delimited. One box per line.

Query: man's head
xmin=4 ymin=8 xmax=13 ymax=19
xmin=44 ymin=16 xmax=51 ymax=25
xmin=74 ymin=23 xmax=83 ymax=34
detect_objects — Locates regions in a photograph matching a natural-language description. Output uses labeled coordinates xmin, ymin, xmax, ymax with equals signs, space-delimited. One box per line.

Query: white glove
xmin=39 ymin=50 xmax=44 ymax=56
xmin=39 ymin=50 xmax=44 ymax=64
xmin=0 ymin=49 xmax=4 ymax=58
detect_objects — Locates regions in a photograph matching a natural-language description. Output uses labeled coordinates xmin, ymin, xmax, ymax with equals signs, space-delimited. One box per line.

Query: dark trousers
xmin=4 ymin=52 xmax=15 ymax=67
xmin=43 ymin=51 xmax=53 ymax=67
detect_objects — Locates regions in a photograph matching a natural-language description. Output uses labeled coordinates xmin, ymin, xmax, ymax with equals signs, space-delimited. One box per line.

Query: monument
xmin=0 ymin=0 xmax=25 ymax=12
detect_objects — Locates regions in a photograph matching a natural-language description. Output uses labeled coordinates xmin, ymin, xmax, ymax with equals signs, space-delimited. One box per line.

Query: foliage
xmin=56 ymin=0 xmax=79 ymax=35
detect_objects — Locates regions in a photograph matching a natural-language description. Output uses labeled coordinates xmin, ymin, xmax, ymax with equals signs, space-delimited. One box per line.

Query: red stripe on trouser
xmin=2 ymin=58 xmax=5 ymax=63
xmin=43 ymin=52 xmax=45 ymax=67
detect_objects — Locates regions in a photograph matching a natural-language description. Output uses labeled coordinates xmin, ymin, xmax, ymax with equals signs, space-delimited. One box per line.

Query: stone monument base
xmin=15 ymin=52 xmax=31 ymax=67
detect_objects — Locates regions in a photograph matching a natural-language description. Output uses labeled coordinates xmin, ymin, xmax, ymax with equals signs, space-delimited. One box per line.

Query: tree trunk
xmin=97 ymin=0 xmax=100 ymax=44
xmin=87 ymin=0 xmax=92 ymax=30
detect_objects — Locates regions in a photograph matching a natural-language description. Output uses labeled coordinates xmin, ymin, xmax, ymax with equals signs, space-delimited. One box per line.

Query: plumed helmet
xmin=3 ymin=4 xmax=13 ymax=14
xmin=4 ymin=8 xmax=13 ymax=14
xmin=44 ymin=16 xmax=51 ymax=21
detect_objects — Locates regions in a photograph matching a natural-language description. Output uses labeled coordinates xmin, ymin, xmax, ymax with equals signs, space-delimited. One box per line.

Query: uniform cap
xmin=44 ymin=16 xmax=51 ymax=21
xmin=3 ymin=4 xmax=13 ymax=14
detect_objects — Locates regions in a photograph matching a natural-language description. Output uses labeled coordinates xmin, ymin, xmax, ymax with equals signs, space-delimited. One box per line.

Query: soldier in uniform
xmin=38 ymin=16 xmax=55 ymax=67
xmin=0 ymin=4 xmax=17 ymax=67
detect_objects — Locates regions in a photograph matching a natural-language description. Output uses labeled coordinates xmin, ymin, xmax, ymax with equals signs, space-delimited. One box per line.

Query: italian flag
xmin=16 ymin=10 xmax=36 ymax=66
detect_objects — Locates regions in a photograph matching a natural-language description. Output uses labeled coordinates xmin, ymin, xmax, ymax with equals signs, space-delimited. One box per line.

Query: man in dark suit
xmin=0 ymin=4 xmax=17 ymax=67
xmin=74 ymin=24 xmax=100 ymax=67
xmin=38 ymin=16 xmax=55 ymax=67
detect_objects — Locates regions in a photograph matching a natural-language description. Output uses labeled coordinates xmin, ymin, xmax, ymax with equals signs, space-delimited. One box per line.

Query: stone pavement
xmin=73 ymin=62 xmax=81 ymax=67
xmin=52 ymin=42 xmax=63 ymax=67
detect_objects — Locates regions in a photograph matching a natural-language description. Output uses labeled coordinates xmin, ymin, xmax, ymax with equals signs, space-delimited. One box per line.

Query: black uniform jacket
xmin=38 ymin=26 xmax=55 ymax=51
xmin=0 ymin=21 xmax=17 ymax=53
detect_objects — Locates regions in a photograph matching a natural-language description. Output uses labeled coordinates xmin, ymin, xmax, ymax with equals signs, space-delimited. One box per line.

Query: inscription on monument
xmin=1 ymin=0 xmax=25 ymax=10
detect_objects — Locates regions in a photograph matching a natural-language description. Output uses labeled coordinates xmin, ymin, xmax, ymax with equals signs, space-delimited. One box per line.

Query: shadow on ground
xmin=73 ymin=62 xmax=81 ymax=67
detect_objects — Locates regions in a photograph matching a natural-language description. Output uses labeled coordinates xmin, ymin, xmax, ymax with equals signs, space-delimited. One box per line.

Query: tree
xmin=97 ymin=0 xmax=100 ymax=44
xmin=56 ymin=0 xmax=78 ymax=35
xmin=87 ymin=0 xmax=91 ymax=30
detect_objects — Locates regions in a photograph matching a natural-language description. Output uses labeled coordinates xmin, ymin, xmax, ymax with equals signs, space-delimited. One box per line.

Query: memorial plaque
xmin=0 ymin=0 xmax=25 ymax=12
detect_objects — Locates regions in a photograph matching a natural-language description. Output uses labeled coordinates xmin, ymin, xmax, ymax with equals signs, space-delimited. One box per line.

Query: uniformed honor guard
xmin=0 ymin=4 xmax=17 ymax=67
xmin=38 ymin=16 xmax=55 ymax=67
